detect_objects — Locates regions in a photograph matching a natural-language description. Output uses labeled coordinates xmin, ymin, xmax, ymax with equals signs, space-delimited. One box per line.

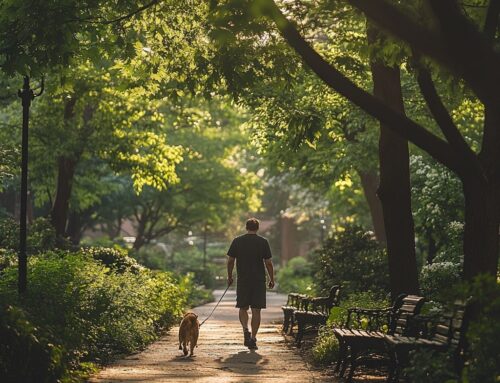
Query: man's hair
xmin=246 ymin=218 xmax=259 ymax=231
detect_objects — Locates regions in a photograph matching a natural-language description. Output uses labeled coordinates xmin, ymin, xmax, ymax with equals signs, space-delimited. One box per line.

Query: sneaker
xmin=243 ymin=329 xmax=251 ymax=347
xmin=247 ymin=337 xmax=258 ymax=350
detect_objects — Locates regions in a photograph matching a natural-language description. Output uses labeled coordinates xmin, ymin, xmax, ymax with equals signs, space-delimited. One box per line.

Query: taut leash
xmin=199 ymin=284 xmax=231 ymax=327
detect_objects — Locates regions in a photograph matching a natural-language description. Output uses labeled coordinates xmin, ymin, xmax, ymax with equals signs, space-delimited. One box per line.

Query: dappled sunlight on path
xmin=89 ymin=290 xmax=334 ymax=382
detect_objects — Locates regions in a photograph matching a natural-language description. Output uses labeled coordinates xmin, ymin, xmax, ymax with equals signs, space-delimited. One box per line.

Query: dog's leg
xmin=182 ymin=341 xmax=188 ymax=356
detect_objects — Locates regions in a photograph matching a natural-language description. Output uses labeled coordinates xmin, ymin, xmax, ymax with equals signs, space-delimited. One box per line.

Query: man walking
xmin=227 ymin=218 xmax=275 ymax=350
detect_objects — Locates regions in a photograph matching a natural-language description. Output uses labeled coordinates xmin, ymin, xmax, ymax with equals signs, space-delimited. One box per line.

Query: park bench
xmin=333 ymin=294 xmax=425 ymax=382
xmin=293 ymin=285 xmax=341 ymax=346
xmin=384 ymin=299 xmax=471 ymax=382
xmin=281 ymin=292 xmax=307 ymax=334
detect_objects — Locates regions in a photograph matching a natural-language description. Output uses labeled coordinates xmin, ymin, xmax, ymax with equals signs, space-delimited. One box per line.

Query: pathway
xmin=89 ymin=289 xmax=332 ymax=383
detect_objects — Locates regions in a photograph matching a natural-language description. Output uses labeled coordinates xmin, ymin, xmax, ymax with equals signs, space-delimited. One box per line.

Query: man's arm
xmin=264 ymin=258 xmax=275 ymax=289
xmin=227 ymin=256 xmax=235 ymax=286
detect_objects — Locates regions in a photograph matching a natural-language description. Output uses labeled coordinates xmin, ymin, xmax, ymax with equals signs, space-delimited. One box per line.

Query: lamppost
xmin=17 ymin=76 xmax=44 ymax=294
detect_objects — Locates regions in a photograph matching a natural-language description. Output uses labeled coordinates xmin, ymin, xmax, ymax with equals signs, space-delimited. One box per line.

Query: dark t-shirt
xmin=227 ymin=233 xmax=272 ymax=282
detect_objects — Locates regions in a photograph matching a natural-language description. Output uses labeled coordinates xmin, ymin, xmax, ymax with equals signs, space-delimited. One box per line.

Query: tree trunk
xmin=369 ymin=27 xmax=419 ymax=297
xmin=66 ymin=210 xmax=84 ymax=245
xmin=462 ymin=180 xmax=500 ymax=280
xmin=50 ymin=157 xmax=78 ymax=237
xmin=358 ymin=169 xmax=387 ymax=243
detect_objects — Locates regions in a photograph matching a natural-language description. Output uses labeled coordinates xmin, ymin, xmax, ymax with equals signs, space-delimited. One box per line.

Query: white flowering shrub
xmin=420 ymin=261 xmax=461 ymax=300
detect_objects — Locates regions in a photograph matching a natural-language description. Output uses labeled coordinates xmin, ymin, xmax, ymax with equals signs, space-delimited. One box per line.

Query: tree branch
xmin=347 ymin=0 xmax=500 ymax=106
xmin=425 ymin=0 xmax=500 ymax=105
xmin=345 ymin=0 xmax=452 ymax=68
xmin=414 ymin=60 xmax=483 ymax=178
xmin=262 ymin=0 xmax=463 ymax=174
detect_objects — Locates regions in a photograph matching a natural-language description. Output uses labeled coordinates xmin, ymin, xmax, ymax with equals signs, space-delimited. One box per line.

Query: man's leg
xmin=239 ymin=306 xmax=252 ymax=347
xmin=250 ymin=308 xmax=261 ymax=339
xmin=239 ymin=306 xmax=249 ymax=330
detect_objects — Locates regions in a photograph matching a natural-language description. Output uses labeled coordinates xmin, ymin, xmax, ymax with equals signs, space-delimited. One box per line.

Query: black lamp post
xmin=17 ymin=75 xmax=43 ymax=294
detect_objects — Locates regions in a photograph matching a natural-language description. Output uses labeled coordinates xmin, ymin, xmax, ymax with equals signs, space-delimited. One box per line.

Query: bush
xmin=0 ymin=250 xmax=189 ymax=379
xmin=312 ymin=224 xmax=389 ymax=297
xmin=81 ymin=246 xmax=144 ymax=274
xmin=0 ymin=217 xmax=57 ymax=254
xmin=0 ymin=248 xmax=16 ymax=272
xmin=420 ymin=222 xmax=463 ymax=302
xmin=420 ymin=261 xmax=461 ymax=301
xmin=276 ymin=256 xmax=315 ymax=294
xmin=312 ymin=326 xmax=339 ymax=365
xmin=0 ymin=305 xmax=64 ymax=383
xmin=461 ymin=276 xmax=500 ymax=383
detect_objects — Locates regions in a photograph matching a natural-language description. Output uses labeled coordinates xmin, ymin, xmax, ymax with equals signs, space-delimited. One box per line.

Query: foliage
xmin=411 ymin=155 xmax=464 ymax=261
xmin=405 ymin=349 xmax=457 ymax=383
xmin=406 ymin=276 xmax=500 ymax=383
xmin=0 ymin=250 xmax=189 ymax=378
xmin=460 ymin=276 xmax=500 ymax=383
xmin=0 ymin=217 xmax=57 ymax=254
xmin=420 ymin=261 xmax=462 ymax=302
xmin=80 ymin=246 xmax=144 ymax=274
xmin=420 ymin=222 xmax=464 ymax=301
xmin=312 ymin=224 xmax=389 ymax=297
xmin=276 ymin=256 xmax=315 ymax=294
xmin=0 ymin=304 xmax=65 ymax=383
xmin=311 ymin=326 xmax=339 ymax=365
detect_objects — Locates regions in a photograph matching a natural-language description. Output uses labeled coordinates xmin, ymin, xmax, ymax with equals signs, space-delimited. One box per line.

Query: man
xmin=227 ymin=217 xmax=275 ymax=350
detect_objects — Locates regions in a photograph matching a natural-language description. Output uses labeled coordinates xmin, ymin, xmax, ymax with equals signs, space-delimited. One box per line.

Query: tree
xmin=209 ymin=0 xmax=422 ymax=294
xmin=22 ymin=67 xmax=183 ymax=238
xmin=254 ymin=0 xmax=500 ymax=280
xmin=77 ymin=97 xmax=262 ymax=250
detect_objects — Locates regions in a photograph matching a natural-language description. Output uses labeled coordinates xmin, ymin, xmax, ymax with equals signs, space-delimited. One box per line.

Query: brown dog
xmin=178 ymin=312 xmax=199 ymax=356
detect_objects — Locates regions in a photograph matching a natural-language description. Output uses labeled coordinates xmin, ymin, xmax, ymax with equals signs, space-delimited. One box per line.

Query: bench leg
xmin=289 ymin=314 xmax=295 ymax=335
xmin=386 ymin=347 xmax=399 ymax=383
xmin=295 ymin=319 xmax=305 ymax=346
xmin=346 ymin=348 xmax=358 ymax=383
xmin=334 ymin=338 xmax=347 ymax=375
xmin=282 ymin=311 xmax=291 ymax=333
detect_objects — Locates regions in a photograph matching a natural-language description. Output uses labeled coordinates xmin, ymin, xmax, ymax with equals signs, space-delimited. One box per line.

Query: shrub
xmin=312 ymin=326 xmax=339 ymax=365
xmin=0 ymin=305 xmax=65 ymax=383
xmin=0 ymin=248 xmax=16 ymax=272
xmin=312 ymin=224 xmax=389 ymax=297
xmin=420 ymin=261 xmax=461 ymax=301
xmin=0 ymin=216 xmax=57 ymax=254
xmin=0 ymin=250 xmax=188 ymax=378
xmin=276 ymin=256 xmax=315 ymax=294
xmin=81 ymin=246 xmax=144 ymax=274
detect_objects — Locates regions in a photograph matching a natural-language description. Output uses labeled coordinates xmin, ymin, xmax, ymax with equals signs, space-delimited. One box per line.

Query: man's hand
xmin=268 ymin=280 xmax=275 ymax=289
xmin=227 ymin=276 xmax=234 ymax=286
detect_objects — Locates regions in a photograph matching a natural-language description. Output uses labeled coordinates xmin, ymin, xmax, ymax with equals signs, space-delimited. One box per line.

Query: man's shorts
xmin=236 ymin=280 xmax=267 ymax=309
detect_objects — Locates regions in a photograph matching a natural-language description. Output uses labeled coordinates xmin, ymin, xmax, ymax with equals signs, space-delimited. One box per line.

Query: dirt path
xmin=89 ymin=289 xmax=333 ymax=383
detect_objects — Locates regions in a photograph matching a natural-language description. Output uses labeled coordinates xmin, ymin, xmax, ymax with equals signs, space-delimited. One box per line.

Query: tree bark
xmin=357 ymin=169 xmax=387 ymax=243
xmin=50 ymin=157 xmax=78 ymax=237
xmin=369 ymin=27 xmax=419 ymax=296
xmin=66 ymin=210 xmax=84 ymax=245
xmin=462 ymin=180 xmax=499 ymax=279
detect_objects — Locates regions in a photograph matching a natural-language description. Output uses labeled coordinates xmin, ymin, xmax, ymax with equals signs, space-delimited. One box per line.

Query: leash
xmin=199 ymin=284 xmax=231 ymax=327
